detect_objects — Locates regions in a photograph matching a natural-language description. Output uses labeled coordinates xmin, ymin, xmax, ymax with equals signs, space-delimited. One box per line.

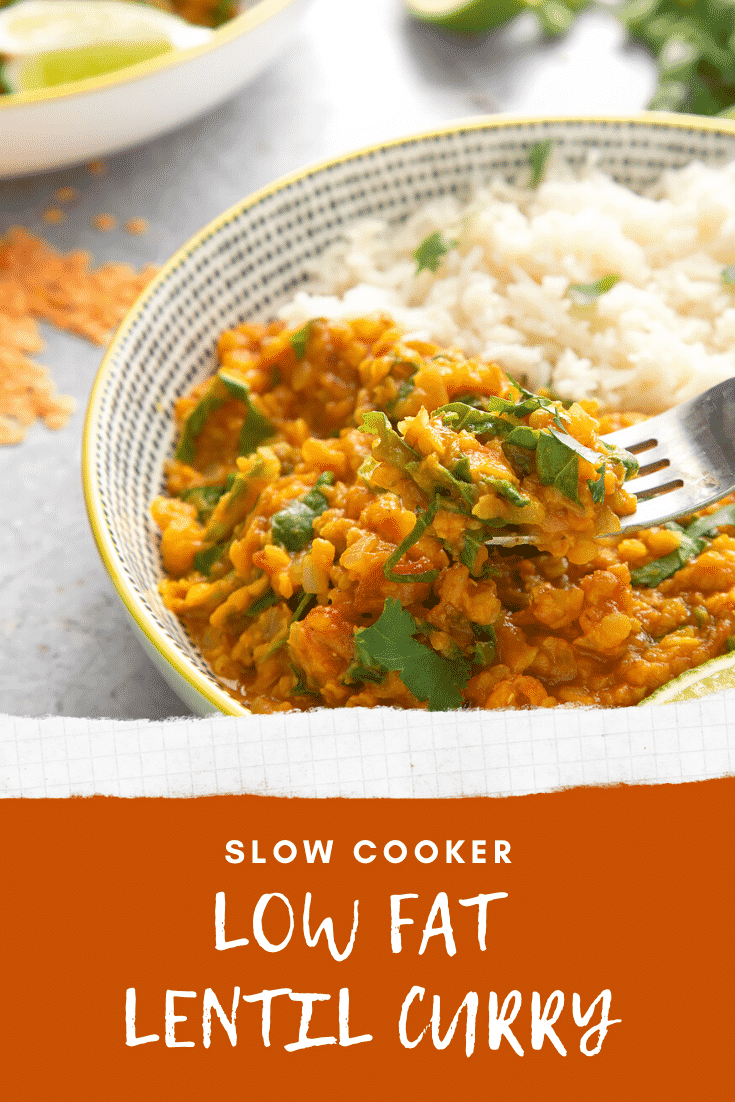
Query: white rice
xmin=278 ymin=155 xmax=735 ymax=412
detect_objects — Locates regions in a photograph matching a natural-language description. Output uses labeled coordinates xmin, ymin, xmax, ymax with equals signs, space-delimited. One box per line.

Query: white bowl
xmin=0 ymin=0 xmax=312 ymax=178
xmin=83 ymin=112 xmax=735 ymax=716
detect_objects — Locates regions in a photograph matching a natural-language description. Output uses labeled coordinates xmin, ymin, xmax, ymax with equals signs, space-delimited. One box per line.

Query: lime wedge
xmin=405 ymin=0 xmax=528 ymax=34
xmin=4 ymin=39 xmax=172 ymax=91
xmin=639 ymin=651 xmax=735 ymax=706
xmin=0 ymin=0 xmax=212 ymax=55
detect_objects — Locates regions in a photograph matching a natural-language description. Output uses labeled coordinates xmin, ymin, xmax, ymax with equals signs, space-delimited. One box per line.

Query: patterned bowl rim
xmin=83 ymin=110 xmax=735 ymax=717
xmin=0 ymin=0 xmax=304 ymax=110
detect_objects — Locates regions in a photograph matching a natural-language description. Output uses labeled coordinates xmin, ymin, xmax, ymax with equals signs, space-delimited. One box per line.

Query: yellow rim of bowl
xmin=83 ymin=111 xmax=735 ymax=716
xmin=0 ymin=0 xmax=305 ymax=110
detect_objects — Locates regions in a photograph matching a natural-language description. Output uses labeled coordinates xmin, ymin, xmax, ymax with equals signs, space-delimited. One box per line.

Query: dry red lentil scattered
xmin=42 ymin=208 xmax=66 ymax=224
xmin=92 ymin=214 xmax=117 ymax=233
xmin=124 ymin=218 xmax=149 ymax=236
xmin=87 ymin=161 xmax=108 ymax=177
xmin=54 ymin=187 xmax=80 ymax=204
xmin=0 ymin=226 xmax=158 ymax=444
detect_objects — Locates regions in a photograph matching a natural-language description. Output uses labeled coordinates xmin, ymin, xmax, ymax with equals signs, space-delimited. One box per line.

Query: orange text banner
xmin=2 ymin=778 xmax=733 ymax=1099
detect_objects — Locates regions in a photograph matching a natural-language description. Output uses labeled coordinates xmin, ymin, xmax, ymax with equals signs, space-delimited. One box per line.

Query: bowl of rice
xmin=0 ymin=0 xmax=313 ymax=179
xmin=84 ymin=112 xmax=735 ymax=717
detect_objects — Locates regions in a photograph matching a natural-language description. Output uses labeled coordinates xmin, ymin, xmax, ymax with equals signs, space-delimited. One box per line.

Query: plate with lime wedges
xmin=0 ymin=0 xmax=313 ymax=178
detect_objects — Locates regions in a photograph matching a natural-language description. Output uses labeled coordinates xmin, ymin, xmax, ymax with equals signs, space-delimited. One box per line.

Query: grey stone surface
xmin=0 ymin=0 xmax=654 ymax=719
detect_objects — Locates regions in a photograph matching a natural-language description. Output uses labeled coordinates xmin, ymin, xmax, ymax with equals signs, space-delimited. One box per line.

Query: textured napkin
xmin=2 ymin=692 xmax=734 ymax=798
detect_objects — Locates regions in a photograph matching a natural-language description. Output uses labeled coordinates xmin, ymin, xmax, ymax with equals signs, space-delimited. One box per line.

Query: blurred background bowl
xmin=83 ymin=112 xmax=735 ymax=716
xmin=0 ymin=0 xmax=313 ymax=178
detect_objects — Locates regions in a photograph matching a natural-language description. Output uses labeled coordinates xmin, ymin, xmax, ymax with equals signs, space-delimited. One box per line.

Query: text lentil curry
xmin=152 ymin=316 xmax=735 ymax=712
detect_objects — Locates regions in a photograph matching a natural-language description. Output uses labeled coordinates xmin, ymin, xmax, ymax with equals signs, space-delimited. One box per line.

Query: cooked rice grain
xmin=279 ymin=158 xmax=735 ymax=413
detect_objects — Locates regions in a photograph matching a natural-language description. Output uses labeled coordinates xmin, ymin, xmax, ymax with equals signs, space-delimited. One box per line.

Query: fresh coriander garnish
xmin=218 ymin=369 xmax=275 ymax=455
xmin=271 ymin=472 xmax=335 ymax=553
xmin=290 ymin=320 xmax=316 ymax=360
xmin=722 ymin=266 xmax=735 ymax=287
xmin=383 ymin=500 xmax=440 ymax=584
xmin=567 ymin=274 xmax=621 ymax=306
xmin=413 ymin=231 xmax=457 ymax=274
xmin=631 ymin=502 xmax=735 ymax=586
xmin=353 ymin=597 xmax=471 ymax=711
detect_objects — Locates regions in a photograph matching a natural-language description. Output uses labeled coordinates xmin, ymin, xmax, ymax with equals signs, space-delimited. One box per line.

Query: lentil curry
xmin=152 ymin=316 xmax=735 ymax=712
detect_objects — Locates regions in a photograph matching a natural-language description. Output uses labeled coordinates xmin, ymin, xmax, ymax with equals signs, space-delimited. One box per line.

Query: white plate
xmin=0 ymin=0 xmax=312 ymax=178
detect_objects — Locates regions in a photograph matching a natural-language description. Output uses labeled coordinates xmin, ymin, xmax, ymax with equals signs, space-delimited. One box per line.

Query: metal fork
xmin=604 ymin=377 xmax=735 ymax=532
xmin=485 ymin=377 xmax=735 ymax=546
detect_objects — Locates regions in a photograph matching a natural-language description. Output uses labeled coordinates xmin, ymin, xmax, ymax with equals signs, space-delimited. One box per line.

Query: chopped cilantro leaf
xmin=723 ymin=266 xmax=735 ymax=287
xmin=567 ymin=273 xmax=621 ymax=306
xmin=290 ymin=663 xmax=319 ymax=696
xmin=290 ymin=320 xmax=316 ymax=360
xmin=271 ymin=472 xmax=334 ymax=552
xmin=536 ymin=432 xmax=580 ymax=503
xmin=175 ymin=386 xmax=226 ymax=464
xmin=460 ymin=529 xmax=485 ymax=575
xmin=383 ymin=500 xmax=440 ymax=584
xmin=587 ymin=464 xmax=606 ymax=504
xmin=483 ymin=478 xmax=529 ymax=507
xmin=217 ymin=370 xmax=275 ymax=455
xmin=413 ymin=231 xmax=457 ymax=274
xmin=245 ymin=589 xmax=279 ymax=618
xmin=180 ymin=484 xmax=227 ymax=523
xmin=501 ymin=440 xmax=535 ymax=478
xmin=194 ymin=540 xmax=229 ymax=576
xmin=528 ymin=139 xmax=554 ymax=188
xmin=360 ymin=410 xmax=419 ymax=467
xmin=354 ymin=597 xmax=470 ymax=711
xmin=629 ymin=503 xmax=735 ymax=587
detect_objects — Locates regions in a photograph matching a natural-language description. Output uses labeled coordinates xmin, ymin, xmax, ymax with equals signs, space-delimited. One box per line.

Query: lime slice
xmin=0 ymin=0 xmax=212 ymax=56
xmin=639 ymin=651 xmax=735 ymax=706
xmin=405 ymin=0 xmax=528 ymax=34
xmin=4 ymin=39 xmax=172 ymax=91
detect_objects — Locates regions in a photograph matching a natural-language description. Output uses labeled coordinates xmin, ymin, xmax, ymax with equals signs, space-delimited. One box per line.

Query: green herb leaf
xmin=290 ymin=663 xmax=320 ymax=696
xmin=360 ymin=410 xmax=420 ymax=467
xmin=629 ymin=501 xmax=735 ymax=587
xmin=193 ymin=541 xmax=229 ymax=576
xmin=536 ymin=432 xmax=580 ymax=502
xmin=271 ymin=472 xmax=334 ymax=552
xmin=587 ymin=464 xmax=606 ymax=504
xmin=436 ymin=402 xmax=515 ymax=437
xmin=217 ymin=370 xmax=275 ymax=456
xmin=459 ymin=528 xmax=490 ymax=576
xmin=245 ymin=589 xmax=279 ymax=618
xmin=383 ymin=500 xmax=440 ymax=584
xmin=528 ymin=139 xmax=554 ymax=188
xmin=483 ymin=478 xmax=529 ymax=507
xmin=354 ymin=597 xmax=471 ymax=711
xmin=452 ymin=456 xmax=472 ymax=483
xmin=386 ymin=365 xmax=419 ymax=417
xmin=722 ymin=265 xmax=735 ymax=287
xmin=501 ymin=440 xmax=536 ymax=478
xmin=342 ymin=660 xmax=384 ymax=686
xmin=180 ymin=484 xmax=227 ymax=523
xmin=472 ymin=622 xmax=497 ymax=666
xmin=175 ymin=386 xmax=226 ymax=464
xmin=413 ymin=231 xmax=457 ymax=274
xmin=290 ymin=320 xmax=316 ymax=360
xmin=567 ymin=273 xmax=621 ymax=306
